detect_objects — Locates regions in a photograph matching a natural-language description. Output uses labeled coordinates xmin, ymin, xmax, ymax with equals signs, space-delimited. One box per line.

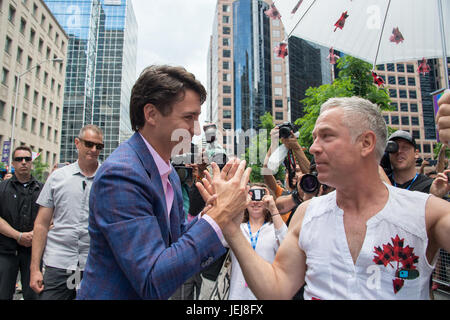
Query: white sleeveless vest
xmin=299 ymin=184 xmax=436 ymax=300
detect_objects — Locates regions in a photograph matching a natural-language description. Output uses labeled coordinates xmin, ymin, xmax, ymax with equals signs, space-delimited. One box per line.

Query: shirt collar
xmin=139 ymin=133 xmax=172 ymax=178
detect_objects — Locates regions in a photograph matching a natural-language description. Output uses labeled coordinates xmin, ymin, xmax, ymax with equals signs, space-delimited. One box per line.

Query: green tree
xmin=294 ymin=55 xmax=392 ymax=154
xmin=32 ymin=157 xmax=49 ymax=183
xmin=243 ymin=112 xmax=286 ymax=183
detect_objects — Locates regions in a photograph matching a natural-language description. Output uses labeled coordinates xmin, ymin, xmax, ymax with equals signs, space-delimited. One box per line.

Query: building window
xmin=387 ymin=63 xmax=395 ymax=71
xmin=407 ymin=64 xmax=414 ymax=73
xmin=4 ymin=36 xmax=12 ymax=54
xmin=397 ymin=64 xmax=405 ymax=72
xmin=1 ymin=68 xmax=9 ymax=85
xmin=391 ymin=102 xmax=398 ymax=110
xmin=223 ymin=38 xmax=230 ymax=46
xmin=29 ymin=28 xmax=36 ymax=44
xmin=412 ymin=130 xmax=420 ymax=139
xmin=398 ymin=76 xmax=406 ymax=85
xmin=389 ymin=89 xmax=397 ymax=98
xmin=223 ymin=15 xmax=230 ymax=23
xmin=401 ymin=116 xmax=409 ymax=125
xmin=223 ymin=4 xmax=230 ymax=12
xmin=223 ymin=49 xmax=231 ymax=58
xmin=377 ymin=64 xmax=385 ymax=71
xmin=274 ymin=76 xmax=282 ymax=84
xmin=8 ymin=5 xmax=16 ymax=23
xmin=21 ymin=112 xmax=28 ymax=129
xmin=274 ymin=88 xmax=283 ymax=96
xmin=20 ymin=18 xmax=27 ymax=34
xmin=423 ymin=144 xmax=431 ymax=153
xmin=273 ymin=64 xmax=282 ymax=72
xmin=223 ymin=61 xmax=229 ymax=70
xmin=411 ymin=117 xmax=419 ymax=125
xmin=400 ymin=103 xmax=408 ymax=112
xmin=272 ymin=30 xmax=281 ymax=38
xmin=410 ymin=103 xmax=418 ymax=112
xmin=391 ymin=116 xmax=399 ymax=125
xmin=275 ymin=99 xmax=283 ymax=108
xmin=223 ymin=26 xmax=231 ymax=35
xmin=408 ymin=77 xmax=416 ymax=86
xmin=388 ymin=76 xmax=396 ymax=85
xmin=223 ymin=97 xmax=231 ymax=106
xmin=223 ymin=110 xmax=232 ymax=119
xmin=223 ymin=122 xmax=232 ymax=130
xmin=16 ymin=47 xmax=23 ymax=64
xmin=0 ymin=100 xmax=5 ymax=119
xmin=275 ymin=112 xmax=283 ymax=120
xmin=383 ymin=115 xmax=389 ymax=124
xmin=399 ymin=90 xmax=407 ymax=98
xmin=409 ymin=90 xmax=417 ymax=99
xmin=223 ymin=85 xmax=231 ymax=94
xmin=223 ymin=73 xmax=231 ymax=82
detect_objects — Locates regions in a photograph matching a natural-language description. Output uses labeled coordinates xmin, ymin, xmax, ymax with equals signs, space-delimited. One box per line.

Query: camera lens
xmin=300 ymin=174 xmax=320 ymax=193
xmin=279 ymin=127 xmax=291 ymax=139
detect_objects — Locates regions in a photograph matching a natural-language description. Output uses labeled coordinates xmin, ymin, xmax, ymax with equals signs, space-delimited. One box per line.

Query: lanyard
xmin=394 ymin=173 xmax=419 ymax=190
xmin=247 ymin=222 xmax=266 ymax=250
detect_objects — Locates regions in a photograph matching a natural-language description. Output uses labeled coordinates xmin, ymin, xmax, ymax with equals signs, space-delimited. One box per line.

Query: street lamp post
xmin=8 ymin=58 xmax=64 ymax=172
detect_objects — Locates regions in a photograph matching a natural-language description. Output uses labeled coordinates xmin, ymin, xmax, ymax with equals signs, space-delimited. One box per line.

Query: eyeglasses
xmin=13 ymin=156 xmax=32 ymax=162
xmin=78 ymin=138 xmax=104 ymax=151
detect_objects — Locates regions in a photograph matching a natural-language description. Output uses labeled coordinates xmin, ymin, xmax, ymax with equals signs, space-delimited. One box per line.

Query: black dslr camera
xmin=276 ymin=122 xmax=296 ymax=139
xmin=380 ymin=140 xmax=399 ymax=176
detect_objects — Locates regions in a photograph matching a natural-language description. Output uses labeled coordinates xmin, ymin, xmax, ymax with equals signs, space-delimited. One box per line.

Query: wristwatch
xmin=291 ymin=188 xmax=302 ymax=206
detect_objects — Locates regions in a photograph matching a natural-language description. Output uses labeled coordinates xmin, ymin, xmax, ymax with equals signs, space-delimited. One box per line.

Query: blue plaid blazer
xmin=77 ymin=133 xmax=225 ymax=300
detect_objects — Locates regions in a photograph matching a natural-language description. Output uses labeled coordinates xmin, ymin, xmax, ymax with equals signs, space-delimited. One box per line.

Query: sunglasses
xmin=14 ymin=156 xmax=32 ymax=162
xmin=78 ymin=138 xmax=104 ymax=151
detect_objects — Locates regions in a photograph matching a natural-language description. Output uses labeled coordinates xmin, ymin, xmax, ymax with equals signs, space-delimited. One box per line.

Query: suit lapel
xmin=168 ymin=170 xmax=182 ymax=242
xmin=128 ymin=132 xmax=171 ymax=246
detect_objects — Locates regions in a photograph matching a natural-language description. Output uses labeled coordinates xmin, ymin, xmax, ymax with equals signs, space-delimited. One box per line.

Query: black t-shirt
xmin=389 ymin=173 xmax=433 ymax=194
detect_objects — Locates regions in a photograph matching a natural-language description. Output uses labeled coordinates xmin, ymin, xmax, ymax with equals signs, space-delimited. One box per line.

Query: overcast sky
xmin=132 ymin=0 xmax=216 ymax=89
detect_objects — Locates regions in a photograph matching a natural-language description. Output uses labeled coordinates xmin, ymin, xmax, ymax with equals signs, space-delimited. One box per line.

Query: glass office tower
xmin=233 ymin=0 xmax=272 ymax=132
xmin=44 ymin=0 xmax=137 ymax=162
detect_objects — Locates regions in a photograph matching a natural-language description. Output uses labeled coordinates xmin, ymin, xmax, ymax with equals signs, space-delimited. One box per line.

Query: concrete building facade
xmin=0 ymin=0 xmax=68 ymax=170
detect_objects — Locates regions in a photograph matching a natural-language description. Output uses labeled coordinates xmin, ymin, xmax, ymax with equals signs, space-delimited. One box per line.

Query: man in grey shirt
xmin=30 ymin=125 xmax=103 ymax=300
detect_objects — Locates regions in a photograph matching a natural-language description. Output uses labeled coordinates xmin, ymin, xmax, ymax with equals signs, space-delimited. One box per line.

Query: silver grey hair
xmin=320 ymin=97 xmax=387 ymax=161
xmin=78 ymin=124 xmax=103 ymax=139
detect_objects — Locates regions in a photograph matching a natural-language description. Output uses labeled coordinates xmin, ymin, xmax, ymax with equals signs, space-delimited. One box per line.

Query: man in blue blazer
xmin=77 ymin=65 xmax=250 ymax=299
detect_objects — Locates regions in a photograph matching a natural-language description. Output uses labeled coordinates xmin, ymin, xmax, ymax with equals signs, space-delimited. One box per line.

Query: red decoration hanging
xmin=372 ymin=71 xmax=385 ymax=87
xmin=274 ymin=42 xmax=288 ymax=58
xmin=265 ymin=4 xmax=281 ymax=20
xmin=389 ymin=27 xmax=404 ymax=44
xmin=327 ymin=47 xmax=340 ymax=65
xmin=291 ymin=0 xmax=304 ymax=14
xmin=334 ymin=11 xmax=349 ymax=32
xmin=417 ymin=58 xmax=431 ymax=75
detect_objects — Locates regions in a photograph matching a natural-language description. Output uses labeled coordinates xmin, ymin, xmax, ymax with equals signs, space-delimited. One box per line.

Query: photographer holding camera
xmin=227 ymin=183 xmax=287 ymax=300
xmin=262 ymin=125 xmax=310 ymax=220
xmin=385 ymin=130 xmax=433 ymax=193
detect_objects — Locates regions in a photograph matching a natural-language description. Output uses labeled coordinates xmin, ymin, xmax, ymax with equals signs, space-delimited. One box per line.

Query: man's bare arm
xmin=426 ymin=196 xmax=450 ymax=262
xmin=224 ymin=202 xmax=309 ymax=299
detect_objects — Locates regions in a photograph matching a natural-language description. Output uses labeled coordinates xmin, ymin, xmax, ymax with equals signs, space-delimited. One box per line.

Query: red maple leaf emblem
xmin=373 ymin=235 xmax=419 ymax=294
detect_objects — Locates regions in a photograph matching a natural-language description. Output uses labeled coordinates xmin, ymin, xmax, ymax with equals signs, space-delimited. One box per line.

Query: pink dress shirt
xmin=139 ymin=134 xmax=225 ymax=245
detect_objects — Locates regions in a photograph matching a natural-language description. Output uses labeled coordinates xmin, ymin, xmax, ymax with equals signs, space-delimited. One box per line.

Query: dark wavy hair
xmin=130 ymin=65 xmax=207 ymax=131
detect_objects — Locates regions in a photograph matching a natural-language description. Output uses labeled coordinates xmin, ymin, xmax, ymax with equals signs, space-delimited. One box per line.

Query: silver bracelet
xmin=17 ymin=233 xmax=22 ymax=242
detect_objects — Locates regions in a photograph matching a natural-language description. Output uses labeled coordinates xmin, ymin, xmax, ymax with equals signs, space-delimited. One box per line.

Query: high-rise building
xmin=377 ymin=57 xmax=449 ymax=161
xmin=44 ymin=0 xmax=137 ymax=163
xmin=0 ymin=0 xmax=68 ymax=169
xmin=207 ymin=0 xmax=290 ymax=150
xmin=287 ymin=36 xmax=331 ymax=122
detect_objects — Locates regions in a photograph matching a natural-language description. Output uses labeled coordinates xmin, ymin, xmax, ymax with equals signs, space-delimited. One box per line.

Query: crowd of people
xmin=0 ymin=65 xmax=449 ymax=300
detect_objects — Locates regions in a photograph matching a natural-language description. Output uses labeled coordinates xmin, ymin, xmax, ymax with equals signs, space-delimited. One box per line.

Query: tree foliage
xmin=294 ymin=55 xmax=392 ymax=154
